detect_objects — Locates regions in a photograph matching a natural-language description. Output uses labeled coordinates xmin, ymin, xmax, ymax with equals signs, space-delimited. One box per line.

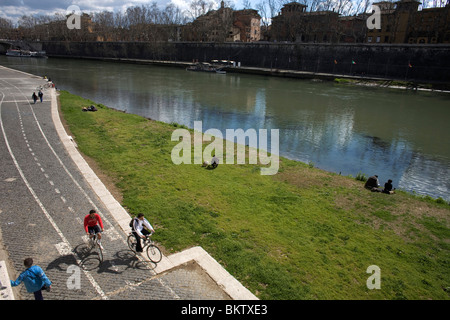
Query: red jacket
xmin=84 ymin=213 xmax=104 ymax=233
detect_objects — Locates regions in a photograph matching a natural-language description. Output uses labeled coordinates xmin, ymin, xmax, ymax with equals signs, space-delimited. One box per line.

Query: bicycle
xmin=86 ymin=233 xmax=104 ymax=263
xmin=127 ymin=232 xmax=162 ymax=263
xmin=35 ymin=82 xmax=52 ymax=92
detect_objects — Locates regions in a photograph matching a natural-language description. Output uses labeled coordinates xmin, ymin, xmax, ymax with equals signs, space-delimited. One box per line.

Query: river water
xmin=1 ymin=56 xmax=449 ymax=201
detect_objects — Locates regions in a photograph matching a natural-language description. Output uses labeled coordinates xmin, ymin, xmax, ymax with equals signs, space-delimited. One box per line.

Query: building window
xmin=368 ymin=36 xmax=372 ymax=43
xmin=376 ymin=36 xmax=380 ymax=43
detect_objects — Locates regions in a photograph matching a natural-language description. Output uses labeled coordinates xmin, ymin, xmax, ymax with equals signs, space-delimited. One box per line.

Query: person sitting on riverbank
xmin=365 ymin=175 xmax=381 ymax=192
xmin=82 ymin=105 xmax=98 ymax=112
xmin=382 ymin=179 xmax=395 ymax=194
xmin=211 ymin=155 xmax=219 ymax=169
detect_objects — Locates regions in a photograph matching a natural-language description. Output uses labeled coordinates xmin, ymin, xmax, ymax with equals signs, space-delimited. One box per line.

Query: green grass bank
xmin=58 ymin=90 xmax=449 ymax=300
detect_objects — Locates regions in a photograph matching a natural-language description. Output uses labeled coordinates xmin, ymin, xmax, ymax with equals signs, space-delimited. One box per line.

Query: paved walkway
xmin=0 ymin=65 xmax=257 ymax=300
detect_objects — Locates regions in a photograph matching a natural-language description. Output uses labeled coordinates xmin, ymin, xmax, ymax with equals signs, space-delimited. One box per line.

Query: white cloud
xmin=1 ymin=0 xmax=250 ymax=23
xmin=170 ymin=0 xmax=191 ymax=12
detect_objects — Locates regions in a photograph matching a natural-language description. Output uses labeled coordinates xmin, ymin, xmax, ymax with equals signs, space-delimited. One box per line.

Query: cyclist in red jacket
xmin=84 ymin=209 xmax=104 ymax=246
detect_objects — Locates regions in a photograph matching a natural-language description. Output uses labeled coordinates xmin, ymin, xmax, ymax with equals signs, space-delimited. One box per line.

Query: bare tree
xmin=334 ymin=0 xmax=354 ymax=15
xmin=256 ymin=0 xmax=283 ymax=27
xmin=93 ymin=10 xmax=115 ymax=40
xmin=423 ymin=0 xmax=449 ymax=8
xmin=0 ymin=17 xmax=14 ymax=39
xmin=162 ymin=3 xmax=186 ymax=25
xmin=242 ymin=0 xmax=252 ymax=9
xmin=307 ymin=0 xmax=322 ymax=12
xmin=0 ymin=17 xmax=13 ymax=29
xmin=353 ymin=0 xmax=372 ymax=15
xmin=256 ymin=1 xmax=270 ymax=28
xmin=187 ymin=0 xmax=216 ymax=21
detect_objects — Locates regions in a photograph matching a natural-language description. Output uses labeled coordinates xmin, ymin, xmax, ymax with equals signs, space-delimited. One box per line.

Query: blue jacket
xmin=10 ymin=265 xmax=52 ymax=293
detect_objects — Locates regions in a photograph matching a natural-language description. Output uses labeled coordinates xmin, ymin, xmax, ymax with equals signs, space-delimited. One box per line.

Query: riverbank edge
xmin=53 ymin=92 xmax=259 ymax=300
xmin=57 ymin=87 xmax=450 ymax=205
xmin=61 ymin=92 xmax=449 ymax=296
xmin=46 ymin=54 xmax=450 ymax=93
xmin=59 ymin=90 xmax=450 ymax=299
xmin=57 ymin=83 xmax=450 ymax=205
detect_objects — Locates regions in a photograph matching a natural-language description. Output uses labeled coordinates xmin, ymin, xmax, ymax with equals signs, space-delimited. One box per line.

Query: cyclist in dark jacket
xmin=131 ymin=213 xmax=155 ymax=252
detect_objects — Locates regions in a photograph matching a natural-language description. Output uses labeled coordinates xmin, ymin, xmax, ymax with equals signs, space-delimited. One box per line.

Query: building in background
xmin=270 ymin=0 xmax=449 ymax=44
xmin=182 ymin=1 xmax=261 ymax=42
xmin=367 ymin=0 xmax=450 ymax=44
xmin=1 ymin=0 xmax=448 ymax=44
xmin=270 ymin=1 xmax=366 ymax=43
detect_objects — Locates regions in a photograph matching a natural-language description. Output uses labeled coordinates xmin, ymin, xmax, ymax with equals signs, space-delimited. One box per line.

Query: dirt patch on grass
xmin=275 ymin=165 xmax=360 ymax=190
xmin=396 ymin=198 xmax=449 ymax=222
xmin=275 ymin=162 xmax=449 ymax=243
xmin=334 ymin=186 xmax=449 ymax=242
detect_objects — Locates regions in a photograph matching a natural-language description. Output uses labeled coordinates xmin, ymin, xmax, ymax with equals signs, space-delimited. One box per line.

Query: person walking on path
xmin=38 ymin=90 xmax=43 ymax=103
xmin=10 ymin=257 xmax=52 ymax=300
xmin=32 ymin=92 xmax=38 ymax=104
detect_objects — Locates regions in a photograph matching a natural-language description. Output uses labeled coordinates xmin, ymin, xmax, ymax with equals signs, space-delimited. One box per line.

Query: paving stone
xmin=0 ymin=66 xmax=234 ymax=301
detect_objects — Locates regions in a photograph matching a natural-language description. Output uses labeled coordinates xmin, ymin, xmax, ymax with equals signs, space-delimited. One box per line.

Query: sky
xmin=0 ymin=0 xmax=252 ymax=24
xmin=0 ymin=0 xmax=438 ymax=25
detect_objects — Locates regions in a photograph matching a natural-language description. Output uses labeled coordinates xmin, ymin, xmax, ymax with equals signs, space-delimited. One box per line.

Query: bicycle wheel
xmin=85 ymin=236 xmax=95 ymax=253
xmin=127 ymin=234 xmax=137 ymax=252
xmin=146 ymin=244 xmax=162 ymax=263
xmin=97 ymin=242 xmax=103 ymax=263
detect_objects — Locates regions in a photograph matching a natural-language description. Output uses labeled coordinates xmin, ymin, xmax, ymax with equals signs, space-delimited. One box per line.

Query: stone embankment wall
xmin=30 ymin=41 xmax=450 ymax=83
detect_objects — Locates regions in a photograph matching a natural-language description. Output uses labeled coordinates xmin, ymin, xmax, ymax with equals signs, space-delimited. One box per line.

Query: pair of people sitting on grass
xmin=202 ymin=155 xmax=219 ymax=169
xmin=365 ymin=175 xmax=395 ymax=194
xmin=82 ymin=105 xmax=98 ymax=112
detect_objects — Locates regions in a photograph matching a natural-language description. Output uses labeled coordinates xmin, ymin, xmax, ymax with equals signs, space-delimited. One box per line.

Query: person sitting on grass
xmin=382 ymin=179 xmax=395 ymax=194
xmin=365 ymin=175 xmax=381 ymax=192
xmin=210 ymin=155 xmax=219 ymax=169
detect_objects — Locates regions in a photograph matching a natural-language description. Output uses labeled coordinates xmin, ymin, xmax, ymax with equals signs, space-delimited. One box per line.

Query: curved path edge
xmin=49 ymin=81 xmax=258 ymax=300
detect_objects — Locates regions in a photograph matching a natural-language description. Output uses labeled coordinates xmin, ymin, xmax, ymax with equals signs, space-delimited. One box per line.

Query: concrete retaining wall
xmin=33 ymin=41 xmax=450 ymax=83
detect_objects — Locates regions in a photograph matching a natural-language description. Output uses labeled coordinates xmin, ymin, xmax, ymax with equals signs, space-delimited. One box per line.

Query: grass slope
xmin=59 ymin=90 xmax=449 ymax=300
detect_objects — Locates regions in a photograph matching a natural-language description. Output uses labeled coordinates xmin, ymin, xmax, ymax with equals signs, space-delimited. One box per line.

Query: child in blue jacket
xmin=10 ymin=258 xmax=52 ymax=300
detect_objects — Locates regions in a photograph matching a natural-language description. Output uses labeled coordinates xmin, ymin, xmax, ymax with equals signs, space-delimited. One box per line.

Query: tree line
xmin=0 ymin=0 xmax=447 ymax=41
